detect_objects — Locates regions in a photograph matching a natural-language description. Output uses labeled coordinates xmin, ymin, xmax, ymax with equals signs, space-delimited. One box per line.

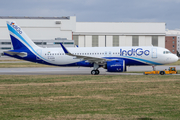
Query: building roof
xmin=0 ymin=16 xmax=70 ymax=20
xmin=166 ymin=29 xmax=180 ymax=36
xmin=75 ymin=22 xmax=166 ymax=35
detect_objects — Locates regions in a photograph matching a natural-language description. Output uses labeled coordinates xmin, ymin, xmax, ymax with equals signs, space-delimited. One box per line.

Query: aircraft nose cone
xmin=173 ymin=55 xmax=179 ymax=62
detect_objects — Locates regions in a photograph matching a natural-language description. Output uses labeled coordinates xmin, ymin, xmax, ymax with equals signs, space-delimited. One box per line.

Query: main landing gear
xmin=91 ymin=70 xmax=100 ymax=75
xmin=91 ymin=63 xmax=100 ymax=75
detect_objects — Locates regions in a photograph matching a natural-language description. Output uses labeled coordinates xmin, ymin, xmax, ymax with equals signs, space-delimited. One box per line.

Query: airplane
xmin=3 ymin=21 xmax=179 ymax=75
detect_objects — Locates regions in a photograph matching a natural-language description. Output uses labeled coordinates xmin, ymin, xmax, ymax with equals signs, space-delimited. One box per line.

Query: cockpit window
xmin=163 ymin=51 xmax=172 ymax=54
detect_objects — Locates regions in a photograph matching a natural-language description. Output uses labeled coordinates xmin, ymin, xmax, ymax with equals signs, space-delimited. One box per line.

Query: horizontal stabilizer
xmin=4 ymin=51 xmax=27 ymax=57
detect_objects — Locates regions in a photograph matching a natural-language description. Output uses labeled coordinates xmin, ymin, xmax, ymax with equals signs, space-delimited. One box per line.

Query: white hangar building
xmin=73 ymin=22 xmax=165 ymax=47
xmin=0 ymin=16 xmax=166 ymax=55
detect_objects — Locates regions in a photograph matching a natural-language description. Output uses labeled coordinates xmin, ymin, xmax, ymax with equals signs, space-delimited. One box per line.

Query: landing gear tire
xmin=91 ymin=70 xmax=100 ymax=75
xmin=95 ymin=70 xmax=100 ymax=75
xmin=91 ymin=70 xmax=96 ymax=75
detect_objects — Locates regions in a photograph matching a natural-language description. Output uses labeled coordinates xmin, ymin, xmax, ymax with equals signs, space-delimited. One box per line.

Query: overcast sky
xmin=0 ymin=0 xmax=180 ymax=29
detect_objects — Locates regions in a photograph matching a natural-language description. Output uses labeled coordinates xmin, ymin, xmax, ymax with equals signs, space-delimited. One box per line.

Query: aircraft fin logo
xmin=10 ymin=22 xmax=15 ymax=25
xmin=9 ymin=22 xmax=22 ymax=34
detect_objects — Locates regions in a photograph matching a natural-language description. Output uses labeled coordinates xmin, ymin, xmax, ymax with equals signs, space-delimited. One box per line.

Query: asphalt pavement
xmin=0 ymin=66 xmax=180 ymax=75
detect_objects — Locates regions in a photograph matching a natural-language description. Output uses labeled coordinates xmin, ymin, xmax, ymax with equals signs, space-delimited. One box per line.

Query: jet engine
xmin=105 ymin=60 xmax=126 ymax=72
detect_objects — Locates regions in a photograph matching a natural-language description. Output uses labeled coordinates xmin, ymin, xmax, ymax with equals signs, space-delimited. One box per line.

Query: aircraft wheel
xmin=91 ymin=70 xmax=96 ymax=75
xmin=91 ymin=70 xmax=100 ymax=75
xmin=95 ymin=70 xmax=100 ymax=75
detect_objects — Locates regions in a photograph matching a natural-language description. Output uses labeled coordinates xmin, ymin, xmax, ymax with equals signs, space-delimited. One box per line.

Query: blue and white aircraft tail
xmin=5 ymin=21 xmax=40 ymax=59
xmin=4 ymin=21 xmax=179 ymax=75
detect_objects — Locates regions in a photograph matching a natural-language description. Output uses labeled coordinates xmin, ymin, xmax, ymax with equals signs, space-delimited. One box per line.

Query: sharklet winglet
xmin=60 ymin=43 xmax=70 ymax=54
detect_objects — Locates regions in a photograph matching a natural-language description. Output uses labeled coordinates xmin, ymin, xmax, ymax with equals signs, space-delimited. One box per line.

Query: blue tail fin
xmin=6 ymin=21 xmax=39 ymax=50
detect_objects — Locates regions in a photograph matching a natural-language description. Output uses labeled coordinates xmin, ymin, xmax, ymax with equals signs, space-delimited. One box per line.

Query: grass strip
xmin=0 ymin=75 xmax=180 ymax=120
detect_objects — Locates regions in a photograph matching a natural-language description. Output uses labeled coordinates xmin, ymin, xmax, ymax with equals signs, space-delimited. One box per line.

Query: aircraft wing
xmin=60 ymin=43 xmax=112 ymax=64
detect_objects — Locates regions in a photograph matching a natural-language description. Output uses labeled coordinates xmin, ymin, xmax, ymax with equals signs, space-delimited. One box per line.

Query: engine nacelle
xmin=106 ymin=60 xmax=126 ymax=72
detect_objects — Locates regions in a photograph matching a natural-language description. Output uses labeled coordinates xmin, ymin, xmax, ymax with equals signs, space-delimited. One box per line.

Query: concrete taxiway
xmin=0 ymin=66 xmax=180 ymax=75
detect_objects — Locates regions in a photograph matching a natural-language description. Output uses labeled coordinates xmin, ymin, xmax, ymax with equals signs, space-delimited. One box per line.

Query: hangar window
xmin=113 ymin=36 xmax=119 ymax=47
xmin=152 ymin=36 xmax=158 ymax=46
xmin=1 ymin=47 xmax=11 ymax=50
xmin=73 ymin=35 xmax=79 ymax=46
xmin=34 ymin=42 xmax=47 ymax=45
xmin=92 ymin=35 xmax=98 ymax=47
xmin=1 ymin=42 xmax=11 ymax=45
xmin=54 ymin=42 xmax=63 ymax=44
xmin=64 ymin=42 xmax=73 ymax=44
xmin=132 ymin=36 xmax=139 ymax=46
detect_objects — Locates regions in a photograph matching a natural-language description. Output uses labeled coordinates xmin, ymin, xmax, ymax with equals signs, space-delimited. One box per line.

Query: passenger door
xmin=152 ymin=48 xmax=157 ymax=58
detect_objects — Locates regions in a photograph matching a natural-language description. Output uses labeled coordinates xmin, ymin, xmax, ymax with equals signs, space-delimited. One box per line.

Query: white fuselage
xmin=33 ymin=46 xmax=178 ymax=66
